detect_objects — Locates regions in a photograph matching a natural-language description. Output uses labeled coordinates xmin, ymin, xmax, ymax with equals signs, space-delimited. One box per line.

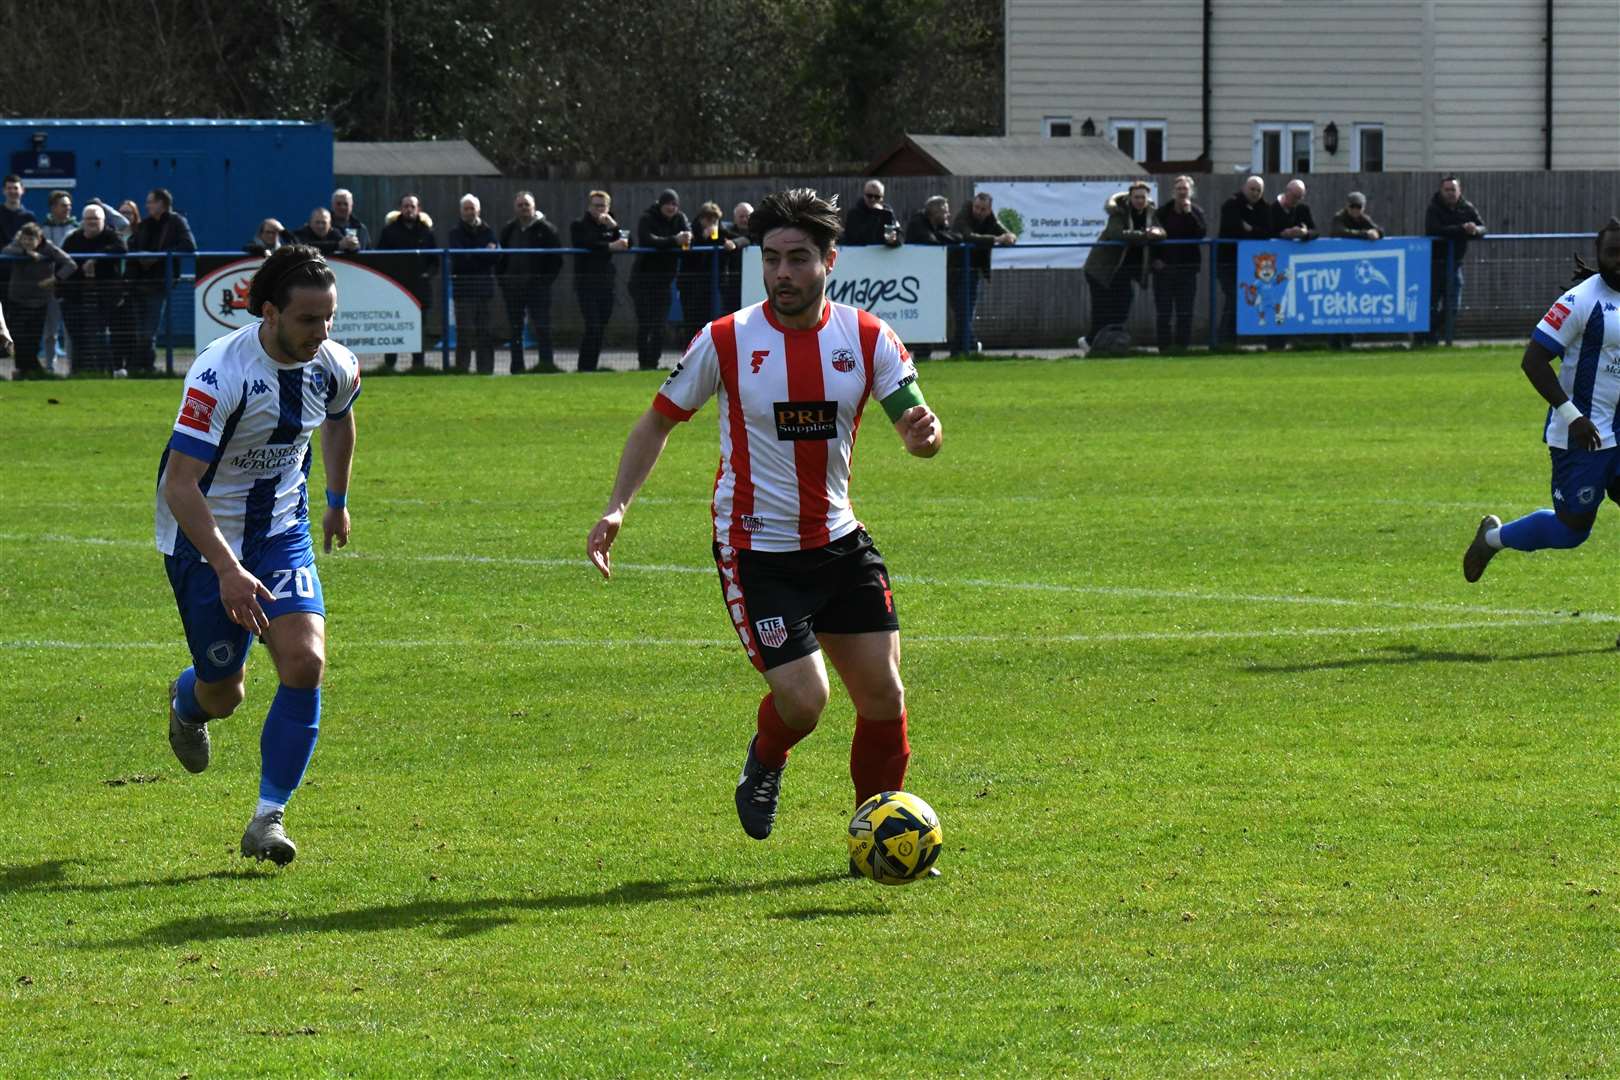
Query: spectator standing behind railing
xmin=125 ymin=188 xmax=196 ymax=376
xmin=1327 ymin=191 xmax=1383 ymax=350
xmin=377 ymin=194 xmax=436 ymax=372
xmin=39 ymin=190 xmax=81 ymax=373
xmin=1082 ymin=183 xmax=1164 ymax=353
xmin=678 ymin=201 xmax=734 ymax=346
xmin=720 ymin=201 xmax=753 ymax=313
xmin=904 ymin=195 xmax=958 ymax=359
xmin=845 ymin=179 xmax=903 ymax=248
xmin=448 ymin=193 xmax=500 ymax=375
xmin=0 ymin=175 xmax=34 ymax=244
xmin=498 ymin=191 xmax=562 ymax=374
xmin=114 ymin=200 xmax=139 ymax=243
xmin=244 ymin=218 xmax=293 ymax=256
xmin=1420 ymin=174 xmax=1487 ymax=346
xmin=570 ymin=190 xmax=629 ymax=373
xmin=61 ymin=204 xmax=126 ymax=375
xmin=294 ymin=209 xmax=344 ymax=257
xmin=952 ymin=192 xmax=1016 ymax=355
xmin=1264 ymin=179 xmax=1316 ymax=350
xmin=3 ymin=222 xmax=75 ymax=380
xmin=630 ymin=189 xmax=690 ymax=371
xmin=329 ymin=188 xmax=369 ymax=253
xmin=1217 ymin=176 xmax=1272 ymax=347
xmin=1151 ymin=175 xmax=1205 ymax=355
xmin=0 ymin=175 xmax=36 ymax=303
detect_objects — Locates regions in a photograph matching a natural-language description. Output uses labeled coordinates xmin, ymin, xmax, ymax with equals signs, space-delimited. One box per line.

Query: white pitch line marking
xmin=0 ymin=618 xmax=1592 ymax=651
xmin=5 ymin=532 xmax=1614 ymax=624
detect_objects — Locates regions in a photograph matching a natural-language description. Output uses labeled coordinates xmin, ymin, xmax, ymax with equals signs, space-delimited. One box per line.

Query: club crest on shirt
xmin=740 ymin=513 xmax=765 ymax=532
xmin=1578 ymin=486 xmax=1598 ymax=505
xmin=754 ymin=616 xmax=789 ymax=650
xmin=831 ymin=348 xmax=857 ymax=373
xmin=310 ymin=367 xmax=327 ymax=395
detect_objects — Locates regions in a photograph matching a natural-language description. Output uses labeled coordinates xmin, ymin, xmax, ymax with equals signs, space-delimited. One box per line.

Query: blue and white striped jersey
xmin=154 ymin=323 xmax=361 ymax=560
xmin=1533 ymin=273 xmax=1620 ymax=449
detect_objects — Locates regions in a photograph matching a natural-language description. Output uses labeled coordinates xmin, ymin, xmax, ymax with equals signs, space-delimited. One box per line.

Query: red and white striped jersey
xmin=653 ymin=300 xmax=919 ymax=552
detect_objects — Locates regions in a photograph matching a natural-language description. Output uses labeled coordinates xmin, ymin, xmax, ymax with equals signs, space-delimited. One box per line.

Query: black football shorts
xmin=712 ymin=528 xmax=901 ymax=672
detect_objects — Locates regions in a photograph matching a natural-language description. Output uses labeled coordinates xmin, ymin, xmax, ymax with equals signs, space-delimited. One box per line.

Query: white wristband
xmin=1557 ymin=400 xmax=1583 ymax=424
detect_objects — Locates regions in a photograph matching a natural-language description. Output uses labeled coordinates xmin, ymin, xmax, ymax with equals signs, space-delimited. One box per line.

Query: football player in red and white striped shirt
xmin=587 ymin=188 xmax=942 ymax=847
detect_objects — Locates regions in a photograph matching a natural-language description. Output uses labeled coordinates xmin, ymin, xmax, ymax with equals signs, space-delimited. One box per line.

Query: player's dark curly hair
xmin=1570 ymin=217 xmax=1620 ymax=284
xmin=747 ymin=188 xmax=843 ymax=256
xmin=249 ymin=244 xmax=336 ymax=317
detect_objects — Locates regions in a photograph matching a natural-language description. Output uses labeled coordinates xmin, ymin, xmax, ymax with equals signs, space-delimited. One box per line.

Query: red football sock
xmin=850 ymin=712 xmax=910 ymax=805
xmin=752 ymin=693 xmax=812 ymax=769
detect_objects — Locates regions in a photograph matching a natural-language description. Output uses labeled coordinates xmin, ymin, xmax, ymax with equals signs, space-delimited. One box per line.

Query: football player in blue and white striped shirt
xmin=1465 ymin=220 xmax=1620 ymax=583
xmin=155 ymin=245 xmax=361 ymax=865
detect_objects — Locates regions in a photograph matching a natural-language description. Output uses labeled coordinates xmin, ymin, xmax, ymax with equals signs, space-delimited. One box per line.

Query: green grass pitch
xmin=4 ymin=348 xmax=1620 ymax=1077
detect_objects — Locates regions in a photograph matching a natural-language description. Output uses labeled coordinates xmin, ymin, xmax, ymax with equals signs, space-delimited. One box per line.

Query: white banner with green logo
xmin=975 ymin=181 xmax=1139 ymax=270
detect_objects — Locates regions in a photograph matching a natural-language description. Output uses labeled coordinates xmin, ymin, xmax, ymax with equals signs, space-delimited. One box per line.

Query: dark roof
xmin=333 ymin=140 xmax=501 ymax=177
xmin=870 ymin=134 xmax=1149 ymax=178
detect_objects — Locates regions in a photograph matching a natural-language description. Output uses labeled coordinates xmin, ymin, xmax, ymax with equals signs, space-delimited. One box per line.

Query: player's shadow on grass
xmin=1243 ymin=642 xmax=1617 ymax=675
xmin=1 ymin=859 xmax=256 ymax=895
xmin=86 ymin=870 xmax=851 ymax=948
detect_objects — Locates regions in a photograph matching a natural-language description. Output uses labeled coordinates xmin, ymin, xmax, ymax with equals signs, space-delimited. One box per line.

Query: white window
xmin=1352 ymin=124 xmax=1385 ymax=172
xmin=1044 ymin=116 xmax=1073 ymax=138
xmin=1253 ymin=123 xmax=1314 ymax=174
xmin=1109 ymin=119 xmax=1167 ymax=164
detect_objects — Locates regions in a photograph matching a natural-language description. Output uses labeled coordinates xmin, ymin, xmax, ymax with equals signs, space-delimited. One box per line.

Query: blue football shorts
xmin=164 ymin=528 xmax=325 ymax=682
xmin=1548 ymin=445 xmax=1620 ymax=517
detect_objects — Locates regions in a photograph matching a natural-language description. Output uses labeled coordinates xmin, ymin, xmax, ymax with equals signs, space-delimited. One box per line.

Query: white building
xmin=1005 ymin=0 xmax=1620 ymax=174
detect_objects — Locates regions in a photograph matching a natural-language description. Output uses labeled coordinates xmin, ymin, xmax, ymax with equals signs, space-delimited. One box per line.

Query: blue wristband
xmin=325 ymin=489 xmax=347 ymax=510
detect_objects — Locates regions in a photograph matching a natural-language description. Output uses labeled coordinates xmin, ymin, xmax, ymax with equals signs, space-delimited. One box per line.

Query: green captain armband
xmin=879 ymin=379 xmax=927 ymax=423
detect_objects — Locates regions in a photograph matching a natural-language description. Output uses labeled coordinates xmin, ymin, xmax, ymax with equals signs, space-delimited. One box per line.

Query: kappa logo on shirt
xmin=250 ymin=378 xmax=272 ymax=396
xmin=195 ymin=368 xmax=220 ymax=388
xmin=1545 ymin=302 xmax=1572 ymax=330
xmin=178 ymin=387 xmax=218 ymax=432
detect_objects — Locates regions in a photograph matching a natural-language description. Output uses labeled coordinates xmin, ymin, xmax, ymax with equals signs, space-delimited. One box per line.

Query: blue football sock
xmin=1498 ymin=509 xmax=1590 ymax=551
xmin=259 ymin=685 xmax=321 ymax=805
xmin=173 ymin=666 xmax=208 ymax=724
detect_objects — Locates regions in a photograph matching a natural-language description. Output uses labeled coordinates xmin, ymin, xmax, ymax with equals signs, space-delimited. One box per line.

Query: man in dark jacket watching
xmin=1421 ymin=174 xmax=1487 ymax=345
xmin=329 ymin=188 xmax=369 ymax=252
xmin=448 ymin=193 xmax=500 ymax=374
xmin=570 ymin=189 xmax=630 ymax=372
xmin=1151 ymin=175 xmax=1206 ymax=355
xmin=1263 ymin=179 xmax=1316 ymax=349
xmin=1217 ymin=176 xmax=1272 ymax=347
xmin=845 ymin=179 xmax=902 ymax=248
xmin=498 ymin=191 xmax=562 ymax=373
xmin=377 ymin=193 xmax=437 ymax=371
xmin=60 ymin=203 xmax=126 ymax=373
xmin=125 ymin=187 xmax=196 ymax=374
xmin=951 ymin=192 xmax=1016 ymax=354
xmin=905 ymin=195 xmax=958 ymax=358
xmin=629 ymin=188 xmax=690 ymax=370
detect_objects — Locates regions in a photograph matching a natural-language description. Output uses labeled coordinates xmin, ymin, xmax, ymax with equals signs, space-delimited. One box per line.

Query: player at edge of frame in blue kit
xmin=155 ymin=244 xmax=361 ymax=866
xmin=1463 ymin=219 xmax=1620 ymax=592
